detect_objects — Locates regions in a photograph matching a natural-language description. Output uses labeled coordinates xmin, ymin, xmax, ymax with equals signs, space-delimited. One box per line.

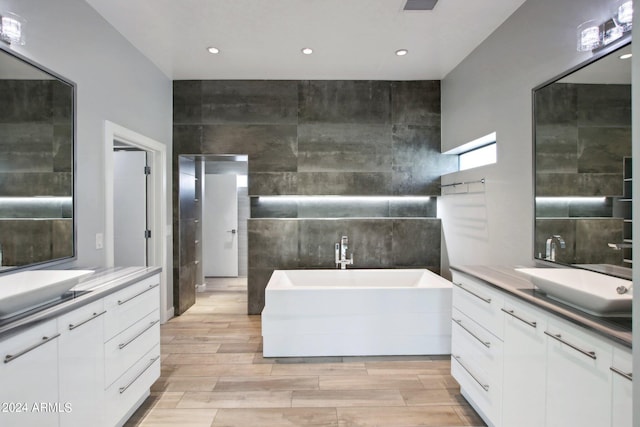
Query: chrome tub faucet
xmin=335 ymin=235 xmax=354 ymax=269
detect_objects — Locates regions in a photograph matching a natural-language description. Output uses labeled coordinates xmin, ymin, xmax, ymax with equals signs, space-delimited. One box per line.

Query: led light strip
xmin=256 ymin=196 xmax=432 ymax=202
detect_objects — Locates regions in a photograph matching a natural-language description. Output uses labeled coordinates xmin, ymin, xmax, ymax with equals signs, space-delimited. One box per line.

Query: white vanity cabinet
xmin=451 ymin=267 xmax=632 ymax=427
xmin=544 ymin=316 xmax=613 ymax=427
xmin=610 ymin=345 xmax=632 ymax=427
xmin=501 ymin=295 xmax=547 ymax=427
xmin=451 ymin=271 xmax=504 ymax=427
xmin=58 ymin=299 xmax=106 ymax=427
xmin=103 ymin=274 xmax=161 ymax=427
xmin=0 ymin=318 xmax=60 ymax=427
xmin=0 ymin=270 xmax=161 ymax=427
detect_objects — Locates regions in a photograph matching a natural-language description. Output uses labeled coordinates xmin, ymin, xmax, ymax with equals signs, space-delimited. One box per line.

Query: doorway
xmin=175 ymin=155 xmax=248 ymax=309
xmin=103 ymin=121 xmax=170 ymax=322
xmin=201 ymin=156 xmax=249 ymax=281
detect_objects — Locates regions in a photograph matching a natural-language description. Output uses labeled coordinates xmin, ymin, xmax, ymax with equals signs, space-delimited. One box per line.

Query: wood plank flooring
xmin=124 ymin=278 xmax=486 ymax=427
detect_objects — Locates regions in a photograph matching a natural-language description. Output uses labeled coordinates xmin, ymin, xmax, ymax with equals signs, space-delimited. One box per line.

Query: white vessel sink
xmin=0 ymin=270 xmax=94 ymax=318
xmin=515 ymin=268 xmax=632 ymax=316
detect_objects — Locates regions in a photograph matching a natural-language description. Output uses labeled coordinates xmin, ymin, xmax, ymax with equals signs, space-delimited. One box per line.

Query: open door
xmin=113 ymin=149 xmax=148 ymax=266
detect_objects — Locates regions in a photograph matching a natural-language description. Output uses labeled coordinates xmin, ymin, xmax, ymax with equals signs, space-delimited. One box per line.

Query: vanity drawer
xmin=58 ymin=299 xmax=106 ymax=335
xmin=105 ymin=344 xmax=160 ymax=427
xmin=451 ymin=352 xmax=502 ymax=427
xmin=104 ymin=274 xmax=160 ymax=341
xmin=104 ymin=309 xmax=160 ymax=388
xmin=451 ymin=271 xmax=504 ymax=339
xmin=452 ymin=307 xmax=503 ymax=379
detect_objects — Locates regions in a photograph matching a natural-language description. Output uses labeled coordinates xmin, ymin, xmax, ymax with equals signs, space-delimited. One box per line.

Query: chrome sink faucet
xmin=545 ymin=234 xmax=566 ymax=262
xmin=335 ymin=235 xmax=354 ymax=269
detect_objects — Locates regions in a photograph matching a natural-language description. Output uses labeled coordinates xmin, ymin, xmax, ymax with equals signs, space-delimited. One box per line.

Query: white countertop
xmin=0 ymin=266 xmax=161 ymax=340
xmin=451 ymin=265 xmax=632 ymax=348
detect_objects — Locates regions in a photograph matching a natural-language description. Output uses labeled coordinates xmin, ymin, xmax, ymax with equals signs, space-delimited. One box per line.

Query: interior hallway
xmin=125 ymin=278 xmax=485 ymax=426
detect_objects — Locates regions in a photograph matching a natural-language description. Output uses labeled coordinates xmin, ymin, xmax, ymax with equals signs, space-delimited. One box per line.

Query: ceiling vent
xmin=403 ymin=0 xmax=438 ymax=11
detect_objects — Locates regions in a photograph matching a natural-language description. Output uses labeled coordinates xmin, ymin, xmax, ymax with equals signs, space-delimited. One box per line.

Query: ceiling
xmin=85 ymin=0 xmax=527 ymax=81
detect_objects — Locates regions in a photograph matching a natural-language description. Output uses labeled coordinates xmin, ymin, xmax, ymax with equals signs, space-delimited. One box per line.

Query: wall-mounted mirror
xmin=0 ymin=46 xmax=76 ymax=272
xmin=534 ymin=39 xmax=632 ymax=280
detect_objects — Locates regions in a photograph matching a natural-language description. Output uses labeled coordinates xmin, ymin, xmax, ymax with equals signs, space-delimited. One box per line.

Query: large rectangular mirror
xmin=0 ymin=45 xmax=76 ymax=272
xmin=534 ymin=39 xmax=632 ymax=280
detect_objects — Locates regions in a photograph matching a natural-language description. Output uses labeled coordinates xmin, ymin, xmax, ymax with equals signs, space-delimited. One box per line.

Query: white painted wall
xmin=439 ymin=0 xmax=628 ymax=273
xmin=0 ymin=0 xmax=173 ymax=300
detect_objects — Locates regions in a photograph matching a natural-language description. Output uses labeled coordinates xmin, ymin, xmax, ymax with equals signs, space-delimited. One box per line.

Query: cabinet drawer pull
xmin=117 ymin=283 xmax=159 ymax=306
xmin=501 ymin=308 xmax=537 ymax=328
xmin=610 ymin=366 xmax=632 ymax=381
xmin=119 ymin=355 xmax=160 ymax=394
xmin=119 ymin=320 xmax=160 ymax=350
xmin=4 ymin=333 xmax=61 ymax=364
xmin=544 ymin=331 xmax=596 ymax=360
xmin=453 ymin=318 xmax=491 ymax=348
xmin=453 ymin=355 xmax=489 ymax=391
xmin=453 ymin=282 xmax=491 ymax=304
xmin=68 ymin=310 xmax=107 ymax=331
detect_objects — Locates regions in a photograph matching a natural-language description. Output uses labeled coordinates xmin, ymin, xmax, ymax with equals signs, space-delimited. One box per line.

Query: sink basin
xmin=515 ymin=268 xmax=632 ymax=317
xmin=0 ymin=270 xmax=94 ymax=318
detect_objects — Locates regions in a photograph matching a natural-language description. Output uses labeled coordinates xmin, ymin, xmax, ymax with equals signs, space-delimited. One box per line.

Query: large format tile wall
xmin=0 ymin=80 xmax=73 ymax=266
xmin=535 ymin=83 xmax=631 ymax=266
xmin=173 ymin=156 xmax=199 ymax=315
xmin=173 ymin=80 xmax=456 ymax=314
xmin=535 ymin=83 xmax=631 ymax=196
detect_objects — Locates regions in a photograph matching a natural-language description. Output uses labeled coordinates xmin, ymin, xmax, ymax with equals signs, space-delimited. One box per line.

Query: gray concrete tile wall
xmin=535 ymin=83 xmax=631 ymax=196
xmin=174 ymin=80 xmax=451 ymax=198
xmin=173 ymin=80 xmax=448 ymax=314
xmin=298 ymin=81 xmax=391 ymax=124
xmin=0 ymin=219 xmax=71 ymax=266
xmin=202 ymin=124 xmax=298 ymax=172
xmin=247 ymin=218 xmax=442 ymax=314
xmin=202 ymin=81 xmax=298 ymax=125
xmin=535 ymin=218 xmax=624 ymax=266
xmin=0 ymin=80 xmax=74 ymax=267
xmin=173 ymin=156 xmax=198 ymax=315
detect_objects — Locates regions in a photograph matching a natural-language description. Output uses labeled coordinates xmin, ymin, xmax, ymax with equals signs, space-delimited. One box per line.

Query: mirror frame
xmin=0 ymin=44 xmax=77 ymax=274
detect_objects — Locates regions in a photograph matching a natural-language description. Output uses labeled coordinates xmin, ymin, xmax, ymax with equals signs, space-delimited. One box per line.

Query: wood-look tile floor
xmin=124 ymin=278 xmax=486 ymax=427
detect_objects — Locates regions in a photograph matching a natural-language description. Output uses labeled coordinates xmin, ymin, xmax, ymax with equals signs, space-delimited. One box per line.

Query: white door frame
xmin=104 ymin=121 xmax=172 ymax=323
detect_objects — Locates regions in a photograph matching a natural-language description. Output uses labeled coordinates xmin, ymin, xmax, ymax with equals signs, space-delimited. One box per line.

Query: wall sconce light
xmin=616 ymin=0 xmax=633 ymax=32
xmin=0 ymin=12 xmax=25 ymax=46
xmin=577 ymin=20 xmax=602 ymax=52
xmin=577 ymin=1 xmax=632 ymax=52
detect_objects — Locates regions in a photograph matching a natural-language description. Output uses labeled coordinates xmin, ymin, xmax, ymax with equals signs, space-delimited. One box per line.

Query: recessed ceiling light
xmin=395 ymin=49 xmax=408 ymax=56
xmin=619 ymin=53 xmax=632 ymax=59
xmin=301 ymin=47 xmax=313 ymax=55
xmin=207 ymin=47 xmax=220 ymax=54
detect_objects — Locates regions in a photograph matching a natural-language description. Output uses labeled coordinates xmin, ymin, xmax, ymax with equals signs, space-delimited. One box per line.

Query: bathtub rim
xmin=266 ymin=268 xmax=452 ymax=291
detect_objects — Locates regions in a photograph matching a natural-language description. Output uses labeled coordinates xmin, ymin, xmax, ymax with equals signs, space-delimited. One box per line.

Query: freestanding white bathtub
xmin=261 ymin=269 xmax=452 ymax=357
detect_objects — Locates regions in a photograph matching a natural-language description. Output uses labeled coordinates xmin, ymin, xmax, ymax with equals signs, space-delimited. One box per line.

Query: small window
xmin=459 ymin=142 xmax=497 ymax=171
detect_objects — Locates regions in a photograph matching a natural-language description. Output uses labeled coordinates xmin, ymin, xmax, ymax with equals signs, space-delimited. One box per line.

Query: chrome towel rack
xmin=440 ymin=178 xmax=486 ymax=195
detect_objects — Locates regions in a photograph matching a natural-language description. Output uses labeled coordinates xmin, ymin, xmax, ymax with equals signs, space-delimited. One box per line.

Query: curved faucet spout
xmin=545 ymin=234 xmax=566 ymax=262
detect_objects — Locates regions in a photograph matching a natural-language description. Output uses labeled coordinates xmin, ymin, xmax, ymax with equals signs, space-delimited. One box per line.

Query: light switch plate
xmin=95 ymin=233 xmax=104 ymax=249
